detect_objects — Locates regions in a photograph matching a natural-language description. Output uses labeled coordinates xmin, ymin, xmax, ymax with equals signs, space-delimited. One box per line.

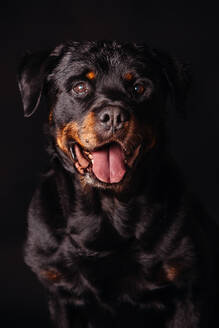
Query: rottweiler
xmin=18 ymin=41 xmax=219 ymax=327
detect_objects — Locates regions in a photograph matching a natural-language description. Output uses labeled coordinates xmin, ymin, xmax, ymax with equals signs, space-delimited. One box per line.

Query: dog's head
xmin=18 ymin=41 xmax=190 ymax=191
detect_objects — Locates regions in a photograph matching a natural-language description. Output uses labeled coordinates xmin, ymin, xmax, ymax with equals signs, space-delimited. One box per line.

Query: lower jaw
xmin=77 ymin=165 xmax=141 ymax=194
xmin=80 ymin=170 xmax=127 ymax=189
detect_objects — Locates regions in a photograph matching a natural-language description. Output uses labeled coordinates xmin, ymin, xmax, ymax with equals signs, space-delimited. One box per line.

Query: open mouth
xmin=70 ymin=141 xmax=141 ymax=185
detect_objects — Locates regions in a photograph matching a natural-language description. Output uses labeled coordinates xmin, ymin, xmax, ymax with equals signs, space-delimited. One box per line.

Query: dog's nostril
xmin=101 ymin=113 xmax=111 ymax=123
xmin=98 ymin=107 xmax=129 ymax=131
xmin=116 ymin=114 xmax=122 ymax=125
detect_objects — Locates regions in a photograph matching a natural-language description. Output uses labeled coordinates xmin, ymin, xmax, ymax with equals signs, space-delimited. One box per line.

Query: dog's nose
xmin=98 ymin=107 xmax=129 ymax=131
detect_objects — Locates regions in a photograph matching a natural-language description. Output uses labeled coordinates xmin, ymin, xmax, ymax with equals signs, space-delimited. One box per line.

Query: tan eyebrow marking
xmin=86 ymin=71 xmax=96 ymax=80
xmin=124 ymin=72 xmax=134 ymax=81
xmin=41 ymin=269 xmax=62 ymax=282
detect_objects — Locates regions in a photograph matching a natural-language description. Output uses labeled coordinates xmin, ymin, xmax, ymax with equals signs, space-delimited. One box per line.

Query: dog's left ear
xmin=18 ymin=50 xmax=51 ymax=117
xmin=152 ymin=49 xmax=191 ymax=117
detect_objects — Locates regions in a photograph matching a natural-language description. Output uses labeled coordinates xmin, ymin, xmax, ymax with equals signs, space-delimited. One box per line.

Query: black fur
xmin=18 ymin=41 xmax=219 ymax=327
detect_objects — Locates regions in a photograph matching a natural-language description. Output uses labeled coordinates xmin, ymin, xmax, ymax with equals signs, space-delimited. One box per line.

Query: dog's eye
xmin=73 ymin=82 xmax=88 ymax=95
xmin=133 ymin=83 xmax=145 ymax=95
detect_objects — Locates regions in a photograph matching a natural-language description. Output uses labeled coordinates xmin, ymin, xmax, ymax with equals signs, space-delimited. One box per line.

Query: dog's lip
xmin=70 ymin=139 xmax=127 ymax=161
xmin=69 ymin=140 xmax=142 ymax=183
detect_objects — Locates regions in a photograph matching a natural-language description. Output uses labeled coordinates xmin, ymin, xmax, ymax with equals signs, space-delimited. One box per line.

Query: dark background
xmin=1 ymin=1 xmax=219 ymax=326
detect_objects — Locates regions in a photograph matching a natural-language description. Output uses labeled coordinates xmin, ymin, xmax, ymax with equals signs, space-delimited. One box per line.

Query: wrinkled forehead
xmin=52 ymin=44 xmax=158 ymax=79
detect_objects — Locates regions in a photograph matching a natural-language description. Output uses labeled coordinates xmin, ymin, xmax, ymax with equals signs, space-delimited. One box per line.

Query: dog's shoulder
xmin=27 ymin=167 xmax=65 ymax=220
xmin=24 ymin=164 xmax=73 ymax=262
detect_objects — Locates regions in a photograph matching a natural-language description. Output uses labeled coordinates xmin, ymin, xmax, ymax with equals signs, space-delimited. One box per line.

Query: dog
xmin=18 ymin=41 xmax=219 ymax=327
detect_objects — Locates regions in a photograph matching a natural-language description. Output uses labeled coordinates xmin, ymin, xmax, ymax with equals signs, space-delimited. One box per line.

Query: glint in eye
xmin=134 ymin=83 xmax=145 ymax=95
xmin=73 ymin=82 xmax=88 ymax=95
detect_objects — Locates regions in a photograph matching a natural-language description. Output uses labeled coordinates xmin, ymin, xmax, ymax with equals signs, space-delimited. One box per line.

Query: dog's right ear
xmin=18 ymin=50 xmax=51 ymax=117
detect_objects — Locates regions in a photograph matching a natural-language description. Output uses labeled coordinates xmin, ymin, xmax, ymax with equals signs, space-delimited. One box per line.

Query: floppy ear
xmin=18 ymin=50 xmax=50 ymax=117
xmin=152 ymin=49 xmax=191 ymax=117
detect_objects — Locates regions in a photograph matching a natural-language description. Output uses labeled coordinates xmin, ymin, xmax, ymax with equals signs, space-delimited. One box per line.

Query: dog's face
xmin=18 ymin=41 xmax=189 ymax=191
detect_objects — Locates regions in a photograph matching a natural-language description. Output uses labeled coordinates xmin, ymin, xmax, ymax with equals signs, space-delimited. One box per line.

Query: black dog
xmin=18 ymin=41 xmax=219 ymax=327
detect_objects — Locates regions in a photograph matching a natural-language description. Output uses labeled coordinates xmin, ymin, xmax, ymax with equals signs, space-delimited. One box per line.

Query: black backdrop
xmin=1 ymin=1 xmax=219 ymax=327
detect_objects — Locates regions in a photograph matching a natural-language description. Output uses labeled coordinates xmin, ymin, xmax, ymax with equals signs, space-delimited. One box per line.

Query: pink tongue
xmin=91 ymin=143 xmax=126 ymax=183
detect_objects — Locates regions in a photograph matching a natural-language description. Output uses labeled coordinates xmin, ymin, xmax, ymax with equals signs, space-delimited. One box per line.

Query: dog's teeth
xmin=84 ymin=151 xmax=93 ymax=161
xmin=70 ymin=147 xmax=75 ymax=160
